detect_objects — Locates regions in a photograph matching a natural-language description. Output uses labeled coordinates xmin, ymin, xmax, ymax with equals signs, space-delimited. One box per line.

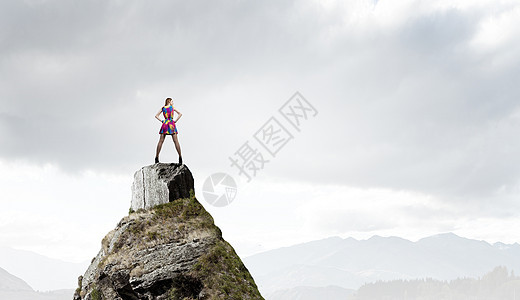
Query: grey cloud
xmin=263 ymin=4 xmax=520 ymax=204
xmin=2 ymin=0 xmax=520 ymax=207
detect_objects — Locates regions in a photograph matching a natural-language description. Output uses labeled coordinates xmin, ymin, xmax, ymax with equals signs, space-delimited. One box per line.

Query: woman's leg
xmin=172 ymin=133 xmax=182 ymax=157
xmin=155 ymin=134 xmax=166 ymax=159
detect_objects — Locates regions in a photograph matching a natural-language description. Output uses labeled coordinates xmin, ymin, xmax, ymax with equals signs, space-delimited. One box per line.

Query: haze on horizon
xmin=1 ymin=0 xmax=520 ymax=277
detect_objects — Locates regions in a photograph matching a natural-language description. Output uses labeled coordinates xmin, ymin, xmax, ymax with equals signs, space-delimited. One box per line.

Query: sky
xmin=1 ymin=0 xmax=520 ymax=270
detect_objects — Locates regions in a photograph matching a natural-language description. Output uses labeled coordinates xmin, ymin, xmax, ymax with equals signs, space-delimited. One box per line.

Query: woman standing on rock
xmin=155 ymin=97 xmax=183 ymax=164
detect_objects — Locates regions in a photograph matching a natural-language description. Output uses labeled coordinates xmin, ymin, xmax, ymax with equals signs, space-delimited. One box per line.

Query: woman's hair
xmin=164 ymin=98 xmax=172 ymax=106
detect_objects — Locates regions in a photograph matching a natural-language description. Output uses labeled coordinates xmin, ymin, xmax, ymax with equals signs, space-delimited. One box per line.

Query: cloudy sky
xmin=1 ymin=0 xmax=520 ymax=274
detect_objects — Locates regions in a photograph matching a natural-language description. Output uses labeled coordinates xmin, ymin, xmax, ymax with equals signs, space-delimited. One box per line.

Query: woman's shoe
xmin=178 ymin=156 xmax=183 ymax=165
xmin=155 ymin=157 xmax=159 ymax=164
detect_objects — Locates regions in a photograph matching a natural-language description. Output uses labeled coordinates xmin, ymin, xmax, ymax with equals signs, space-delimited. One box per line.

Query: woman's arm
xmin=155 ymin=109 xmax=163 ymax=123
xmin=174 ymin=108 xmax=182 ymax=123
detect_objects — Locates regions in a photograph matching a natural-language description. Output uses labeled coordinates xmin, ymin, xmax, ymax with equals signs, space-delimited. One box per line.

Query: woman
xmin=155 ymin=97 xmax=183 ymax=164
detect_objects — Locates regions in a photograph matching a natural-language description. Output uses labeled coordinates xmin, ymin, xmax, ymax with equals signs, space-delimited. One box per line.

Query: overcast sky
xmin=1 ymin=0 xmax=520 ymax=281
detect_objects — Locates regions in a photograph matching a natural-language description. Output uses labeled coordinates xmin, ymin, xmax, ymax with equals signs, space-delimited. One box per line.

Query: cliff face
xmin=74 ymin=163 xmax=263 ymax=300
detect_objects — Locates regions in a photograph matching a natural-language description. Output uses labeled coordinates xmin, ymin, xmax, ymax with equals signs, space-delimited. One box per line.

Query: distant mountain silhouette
xmin=0 ymin=266 xmax=33 ymax=291
xmin=0 ymin=266 xmax=73 ymax=300
xmin=243 ymin=233 xmax=520 ymax=297
xmin=0 ymin=245 xmax=88 ymax=291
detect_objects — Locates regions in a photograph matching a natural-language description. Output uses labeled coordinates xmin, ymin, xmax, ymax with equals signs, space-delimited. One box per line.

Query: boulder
xmin=131 ymin=163 xmax=194 ymax=211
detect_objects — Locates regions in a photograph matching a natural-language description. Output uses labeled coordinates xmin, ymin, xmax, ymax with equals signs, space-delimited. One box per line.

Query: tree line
xmin=348 ymin=266 xmax=520 ymax=300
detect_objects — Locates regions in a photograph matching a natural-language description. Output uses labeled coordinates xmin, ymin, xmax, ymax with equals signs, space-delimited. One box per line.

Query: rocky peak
xmin=131 ymin=163 xmax=194 ymax=211
xmin=73 ymin=163 xmax=263 ymax=300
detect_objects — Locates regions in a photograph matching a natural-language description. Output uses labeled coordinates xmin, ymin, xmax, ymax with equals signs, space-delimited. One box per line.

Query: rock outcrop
xmin=74 ymin=163 xmax=263 ymax=300
xmin=131 ymin=163 xmax=194 ymax=211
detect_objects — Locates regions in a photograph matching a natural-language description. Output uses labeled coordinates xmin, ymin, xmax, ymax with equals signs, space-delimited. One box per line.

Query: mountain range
xmin=2 ymin=229 xmax=520 ymax=299
xmin=0 ymin=266 xmax=73 ymax=300
xmin=243 ymin=233 xmax=520 ymax=298
xmin=0 ymin=245 xmax=88 ymax=291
